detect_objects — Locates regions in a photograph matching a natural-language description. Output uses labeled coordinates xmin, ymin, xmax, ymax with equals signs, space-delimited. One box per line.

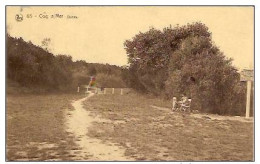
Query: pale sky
xmin=7 ymin=6 xmax=254 ymax=69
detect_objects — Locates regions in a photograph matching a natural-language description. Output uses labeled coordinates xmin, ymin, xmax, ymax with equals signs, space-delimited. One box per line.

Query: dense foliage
xmin=124 ymin=22 xmax=251 ymax=115
xmin=7 ymin=35 xmax=126 ymax=92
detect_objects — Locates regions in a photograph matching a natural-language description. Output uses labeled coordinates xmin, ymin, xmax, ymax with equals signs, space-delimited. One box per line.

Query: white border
xmin=1 ymin=1 xmax=259 ymax=164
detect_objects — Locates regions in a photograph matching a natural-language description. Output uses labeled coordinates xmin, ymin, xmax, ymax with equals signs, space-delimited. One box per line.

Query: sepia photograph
xmin=6 ymin=6 xmax=254 ymax=161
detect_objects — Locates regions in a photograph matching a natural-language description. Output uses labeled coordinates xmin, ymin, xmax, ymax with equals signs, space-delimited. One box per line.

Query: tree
xmin=124 ymin=22 xmax=246 ymax=115
xmin=165 ymin=35 xmax=240 ymax=114
xmin=7 ymin=36 xmax=73 ymax=91
xmin=88 ymin=65 xmax=97 ymax=76
xmin=124 ymin=22 xmax=211 ymax=95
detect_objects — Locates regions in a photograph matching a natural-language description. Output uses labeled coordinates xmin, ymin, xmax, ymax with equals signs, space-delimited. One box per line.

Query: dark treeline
xmin=122 ymin=22 xmax=253 ymax=116
xmin=7 ymin=35 xmax=126 ymax=92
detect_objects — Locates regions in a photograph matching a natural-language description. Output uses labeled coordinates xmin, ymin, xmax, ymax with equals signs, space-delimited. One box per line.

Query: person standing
xmin=172 ymin=97 xmax=177 ymax=111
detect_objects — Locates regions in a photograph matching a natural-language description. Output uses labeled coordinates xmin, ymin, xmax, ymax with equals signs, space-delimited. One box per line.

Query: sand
xmin=66 ymin=93 xmax=132 ymax=161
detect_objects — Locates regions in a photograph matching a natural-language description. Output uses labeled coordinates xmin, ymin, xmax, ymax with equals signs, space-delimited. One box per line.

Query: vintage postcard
xmin=6 ymin=6 xmax=254 ymax=161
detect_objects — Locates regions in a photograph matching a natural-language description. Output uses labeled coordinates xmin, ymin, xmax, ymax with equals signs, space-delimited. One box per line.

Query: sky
xmin=6 ymin=6 xmax=254 ymax=69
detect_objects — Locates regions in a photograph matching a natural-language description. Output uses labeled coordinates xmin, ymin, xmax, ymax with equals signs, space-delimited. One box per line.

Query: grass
xmin=84 ymin=92 xmax=254 ymax=161
xmin=6 ymin=92 xmax=85 ymax=161
xmin=6 ymin=90 xmax=254 ymax=161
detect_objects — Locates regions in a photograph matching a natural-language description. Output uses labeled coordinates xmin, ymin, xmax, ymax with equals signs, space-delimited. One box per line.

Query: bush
xmin=124 ymin=23 xmax=250 ymax=115
xmin=7 ymin=35 xmax=127 ymax=92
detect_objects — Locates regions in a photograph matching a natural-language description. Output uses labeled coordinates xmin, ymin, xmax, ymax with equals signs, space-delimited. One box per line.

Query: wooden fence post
xmin=121 ymin=88 xmax=123 ymax=95
xmin=246 ymin=81 xmax=252 ymax=118
xmin=240 ymin=69 xmax=253 ymax=118
xmin=112 ymin=88 xmax=115 ymax=94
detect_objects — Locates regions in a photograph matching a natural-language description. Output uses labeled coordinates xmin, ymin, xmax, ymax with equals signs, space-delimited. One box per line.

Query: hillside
xmin=7 ymin=35 xmax=126 ymax=93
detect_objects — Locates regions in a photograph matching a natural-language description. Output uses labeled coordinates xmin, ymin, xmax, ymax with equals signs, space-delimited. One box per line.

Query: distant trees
xmin=87 ymin=66 xmax=97 ymax=76
xmin=7 ymin=35 xmax=74 ymax=91
xmin=7 ymin=35 xmax=126 ymax=92
xmin=41 ymin=38 xmax=52 ymax=52
xmin=124 ymin=22 xmax=248 ymax=115
xmin=95 ymin=73 xmax=126 ymax=88
xmin=71 ymin=61 xmax=125 ymax=88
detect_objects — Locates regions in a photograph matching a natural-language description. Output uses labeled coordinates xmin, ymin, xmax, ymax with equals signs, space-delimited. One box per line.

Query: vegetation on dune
xmin=7 ymin=22 xmax=253 ymax=116
xmin=123 ymin=22 xmax=252 ymax=116
xmin=7 ymin=35 xmax=126 ymax=92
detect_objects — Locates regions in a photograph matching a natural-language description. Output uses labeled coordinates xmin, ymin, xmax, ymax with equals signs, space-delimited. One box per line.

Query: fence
xmin=77 ymin=86 xmax=132 ymax=95
xmin=103 ymin=88 xmax=132 ymax=95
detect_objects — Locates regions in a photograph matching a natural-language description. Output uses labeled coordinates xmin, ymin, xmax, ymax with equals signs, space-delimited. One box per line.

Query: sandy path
xmin=66 ymin=93 xmax=132 ymax=161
